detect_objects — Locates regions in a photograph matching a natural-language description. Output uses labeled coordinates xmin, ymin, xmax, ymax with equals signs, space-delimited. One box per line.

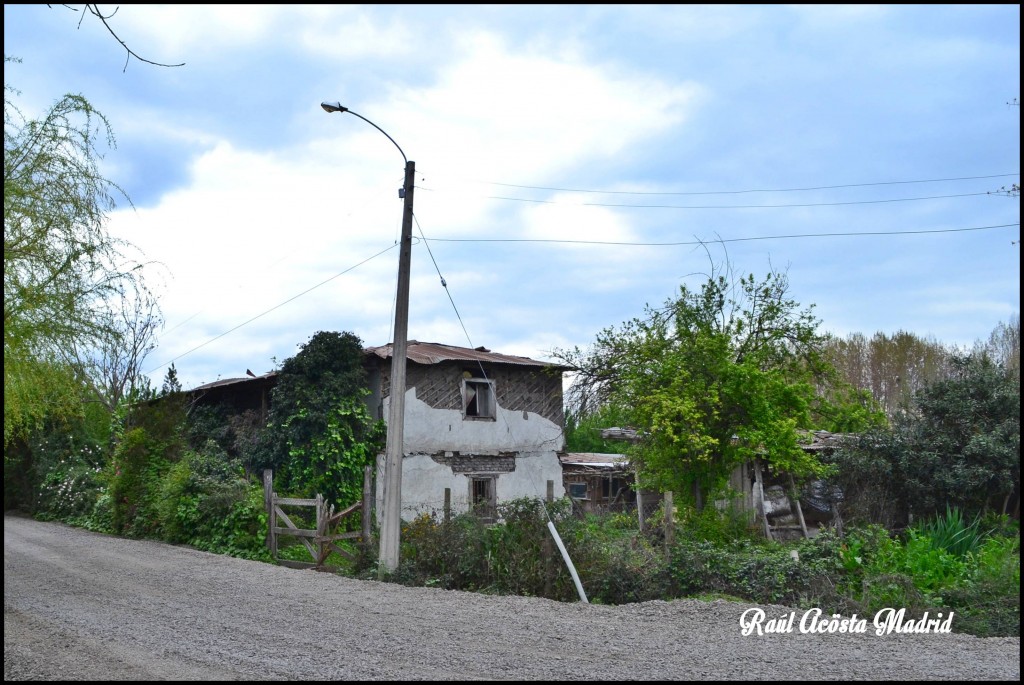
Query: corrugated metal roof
xmin=189 ymin=372 xmax=277 ymax=392
xmin=559 ymin=452 xmax=630 ymax=468
xmin=365 ymin=341 xmax=572 ymax=370
xmin=184 ymin=341 xmax=571 ymax=394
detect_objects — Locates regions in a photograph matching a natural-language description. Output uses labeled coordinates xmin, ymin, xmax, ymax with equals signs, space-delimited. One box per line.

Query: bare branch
xmin=50 ymin=4 xmax=186 ymax=72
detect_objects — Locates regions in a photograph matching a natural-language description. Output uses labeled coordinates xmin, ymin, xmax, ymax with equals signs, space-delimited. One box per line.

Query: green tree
xmin=827 ymin=353 xmax=1020 ymax=526
xmin=257 ymin=331 xmax=385 ymax=510
xmin=556 ymin=266 xmax=882 ymax=507
xmin=4 ymin=58 xmax=157 ymax=446
xmin=822 ymin=330 xmax=956 ymax=419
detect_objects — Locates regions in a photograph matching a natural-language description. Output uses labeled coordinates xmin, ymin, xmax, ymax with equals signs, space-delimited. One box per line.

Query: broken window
xmin=470 ymin=476 xmax=497 ymax=521
xmin=568 ymin=482 xmax=588 ymax=500
xmin=462 ymin=378 xmax=496 ymax=419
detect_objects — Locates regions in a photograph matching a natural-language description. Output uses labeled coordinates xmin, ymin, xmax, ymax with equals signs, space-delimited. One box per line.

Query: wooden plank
xmin=273 ymin=527 xmax=318 ymax=538
xmin=275 ymin=497 xmax=318 ymax=507
xmin=276 ymin=559 xmax=318 ymax=570
xmin=315 ymin=531 xmax=362 ymax=542
xmin=789 ymin=475 xmax=810 ymax=539
xmin=274 ymin=507 xmax=302 ymax=531
xmin=328 ymin=500 xmax=362 ymax=523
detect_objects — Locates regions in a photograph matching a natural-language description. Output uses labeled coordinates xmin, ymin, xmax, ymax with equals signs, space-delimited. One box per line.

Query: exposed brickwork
xmin=377 ymin=361 xmax=565 ymax=425
xmin=429 ymin=453 xmax=517 ymax=473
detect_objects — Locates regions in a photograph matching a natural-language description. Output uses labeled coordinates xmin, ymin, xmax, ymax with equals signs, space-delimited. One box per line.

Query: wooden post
xmin=543 ymin=480 xmax=555 ymax=598
xmin=788 ymin=475 xmax=810 ymax=539
xmin=444 ymin=487 xmax=451 ymax=523
xmin=362 ymin=465 xmax=373 ymax=550
xmin=635 ymin=472 xmax=645 ymax=532
xmin=263 ymin=469 xmax=275 ymax=555
xmin=752 ymin=460 xmax=774 ymax=541
xmin=315 ymin=494 xmax=325 ymax=566
xmin=270 ymin=492 xmax=278 ymax=559
xmin=663 ymin=491 xmax=674 ymax=557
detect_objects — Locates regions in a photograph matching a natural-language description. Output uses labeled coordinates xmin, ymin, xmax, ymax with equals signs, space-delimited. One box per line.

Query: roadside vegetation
xmin=4 ymin=54 xmax=1018 ymax=640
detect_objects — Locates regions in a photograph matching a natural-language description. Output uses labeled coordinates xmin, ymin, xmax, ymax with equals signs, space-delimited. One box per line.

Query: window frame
xmin=568 ymin=482 xmax=588 ymax=500
xmin=469 ymin=475 xmax=498 ymax=522
xmin=462 ymin=377 xmax=496 ymax=420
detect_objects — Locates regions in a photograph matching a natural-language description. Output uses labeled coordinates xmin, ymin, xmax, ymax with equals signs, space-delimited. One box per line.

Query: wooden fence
xmin=262 ymin=466 xmax=374 ymax=571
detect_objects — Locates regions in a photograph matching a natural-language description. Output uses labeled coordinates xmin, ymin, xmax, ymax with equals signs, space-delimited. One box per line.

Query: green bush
xmin=915 ymin=506 xmax=990 ymax=558
xmin=187 ymin=482 xmax=272 ymax=562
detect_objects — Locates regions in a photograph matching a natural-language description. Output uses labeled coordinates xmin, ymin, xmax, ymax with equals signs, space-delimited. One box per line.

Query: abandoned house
xmin=597 ymin=426 xmax=852 ymax=538
xmin=364 ymin=341 xmax=571 ymax=521
xmin=185 ymin=340 xmax=573 ymax=521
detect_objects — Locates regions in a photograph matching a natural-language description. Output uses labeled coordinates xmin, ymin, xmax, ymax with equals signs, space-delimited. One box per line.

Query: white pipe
xmin=547 ymin=521 xmax=589 ymax=603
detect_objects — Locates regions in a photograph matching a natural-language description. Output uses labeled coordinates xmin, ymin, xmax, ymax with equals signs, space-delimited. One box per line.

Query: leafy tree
xmin=555 ymin=264 xmax=883 ymax=507
xmin=258 ymin=331 xmax=385 ymax=510
xmin=161 ymin=362 xmax=182 ymax=396
xmin=4 ymin=58 xmax=158 ymax=446
xmin=564 ymin=404 xmax=633 ymax=454
xmin=822 ymin=330 xmax=957 ymax=419
xmin=973 ymin=315 xmax=1020 ymax=384
xmin=827 ymin=353 xmax=1020 ymax=526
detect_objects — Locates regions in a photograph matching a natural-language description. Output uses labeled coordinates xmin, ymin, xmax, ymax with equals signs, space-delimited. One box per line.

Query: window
xmin=462 ymin=378 xmax=496 ymax=419
xmin=568 ymin=482 xmax=588 ymax=500
xmin=470 ymin=476 xmax=497 ymax=521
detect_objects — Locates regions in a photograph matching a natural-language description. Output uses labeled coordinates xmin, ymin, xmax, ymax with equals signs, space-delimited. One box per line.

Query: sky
xmin=4 ymin=4 xmax=1020 ymax=392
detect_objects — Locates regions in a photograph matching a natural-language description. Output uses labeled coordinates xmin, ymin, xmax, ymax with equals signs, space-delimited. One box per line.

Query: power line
xmin=146 ymin=242 xmax=398 ymax=375
xmin=146 ymin=221 xmax=1018 ymax=375
xmin=413 ymin=213 xmax=562 ymax=524
xmin=451 ymin=191 xmax=996 ymax=210
xmin=424 ymin=223 xmax=1020 ymax=246
xmin=416 ymin=172 xmax=1019 ymax=197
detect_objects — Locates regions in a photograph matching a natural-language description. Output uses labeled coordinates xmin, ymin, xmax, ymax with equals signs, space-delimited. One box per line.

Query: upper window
xmin=463 ymin=378 xmax=496 ymax=419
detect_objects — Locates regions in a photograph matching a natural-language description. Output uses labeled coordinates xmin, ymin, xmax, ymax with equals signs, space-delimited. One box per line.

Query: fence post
xmin=263 ymin=469 xmax=275 ymax=555
xmin=362 ymin=465 xmax=374 ymax=551
xmin=315 ymin=494 xmax=325 ymax=567
xmin=663 ymin=491 xmax=674 ymax=558
xmin=635 ymin=472 xmax=645 ymax=532
xmin=444 ymin=487 xmax=451 ymax=523
xmin=544 ymin=480 xmax=555 ymax=597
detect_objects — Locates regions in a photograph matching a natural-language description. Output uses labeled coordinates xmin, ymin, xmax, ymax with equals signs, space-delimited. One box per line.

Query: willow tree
xmin=4 ymin=58 xmax=156 ymax=446
xmin=555 ymin=264 xmax=883 ymax=507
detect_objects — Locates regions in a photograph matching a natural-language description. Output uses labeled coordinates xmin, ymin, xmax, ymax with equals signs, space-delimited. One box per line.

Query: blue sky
xmin=4 ymin=4 xmax=1020 ymax=392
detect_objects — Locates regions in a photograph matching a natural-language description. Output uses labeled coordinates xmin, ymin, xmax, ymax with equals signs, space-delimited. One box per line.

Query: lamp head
xmin=321 ymin=101 xmax=349 ymax=114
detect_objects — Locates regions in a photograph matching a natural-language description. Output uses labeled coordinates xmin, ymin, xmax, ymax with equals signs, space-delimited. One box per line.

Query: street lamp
xmin=322 ymin=100 xmax=414 ymax=576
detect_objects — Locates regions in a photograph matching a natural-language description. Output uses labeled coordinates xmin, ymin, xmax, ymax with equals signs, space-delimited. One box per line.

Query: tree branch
xmin=52 ymin=4 xmax=186 ymax=72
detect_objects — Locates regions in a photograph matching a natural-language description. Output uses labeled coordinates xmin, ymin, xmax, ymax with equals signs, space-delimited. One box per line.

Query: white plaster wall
xmin=373 ymin=385 xmax=568 ymax=522
xmin=385 ymin=387 xmax=564 ymax=453
xmin=374 ymin=451 xmax=567 ymax=522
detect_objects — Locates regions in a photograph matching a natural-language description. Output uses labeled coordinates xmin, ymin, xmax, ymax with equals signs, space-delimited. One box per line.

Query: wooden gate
xmin=262 ymin=467 xmax=374 ymax=571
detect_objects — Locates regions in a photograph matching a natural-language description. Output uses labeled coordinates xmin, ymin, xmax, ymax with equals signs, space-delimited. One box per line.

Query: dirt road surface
xmin=4 ymin=515 xmax=1019 ymax=680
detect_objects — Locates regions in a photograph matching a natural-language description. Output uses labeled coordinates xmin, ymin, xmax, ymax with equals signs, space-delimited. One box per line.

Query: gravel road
xmin=4 ymin=514 xmax=1019 ymax=681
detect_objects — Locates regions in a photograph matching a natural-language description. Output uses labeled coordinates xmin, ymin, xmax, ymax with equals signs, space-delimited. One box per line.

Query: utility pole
xmin=319 ymin=101 xmax=413 ymax=576
xmin=378 ymin=159 xmax=415 ymax=576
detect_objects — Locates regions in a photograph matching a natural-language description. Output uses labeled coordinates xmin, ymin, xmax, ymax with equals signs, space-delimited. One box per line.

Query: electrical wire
xmin=415 ymin=172 xmax=1019 ymax=197
xmin=146 ymin=242 xmax=398 ymax=375
xmin=424 ymin=223 xmax=1020 ymax=246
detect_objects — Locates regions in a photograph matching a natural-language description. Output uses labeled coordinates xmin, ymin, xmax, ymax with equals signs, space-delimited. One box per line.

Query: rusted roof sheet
xmin=798 ymin=430 xmax=854 ymax=450
xmin=559 ymin=452 xmax=630 ymax=469
xmin=365 ymin=341 xmax=572 ymax=370
xmin=189 ymin=372 xmax=277 ymax=392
